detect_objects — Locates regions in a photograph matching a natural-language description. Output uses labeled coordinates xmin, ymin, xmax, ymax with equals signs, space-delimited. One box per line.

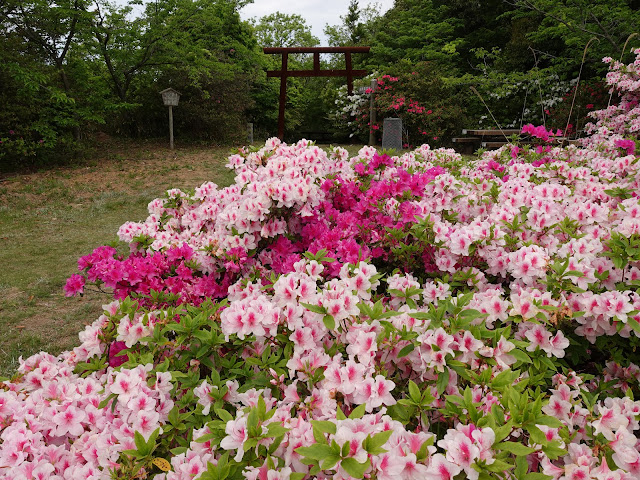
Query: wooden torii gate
xmin=263 ymin=46 xmax=371 ymax=140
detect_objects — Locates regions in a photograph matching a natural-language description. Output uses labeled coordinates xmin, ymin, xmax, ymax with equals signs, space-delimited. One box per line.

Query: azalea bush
xmin=331 ymin=62 xmax=465 ymax=147
xmin=2 ymin=50 xmax=640 ymax=480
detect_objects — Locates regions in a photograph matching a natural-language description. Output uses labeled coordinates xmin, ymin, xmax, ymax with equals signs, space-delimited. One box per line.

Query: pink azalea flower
xmin=63 ymin=274 xmax=85 ymax=297
xmin=220 ymin=417 xmax=248 ymax=462
xmin=425 ymin=453 xmax=462 ymax=480
xmin=52 ymin=404 xmax=86 ymax=437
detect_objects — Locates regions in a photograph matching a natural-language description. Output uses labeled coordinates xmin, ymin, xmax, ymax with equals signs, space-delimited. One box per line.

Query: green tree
xmin=510 ymin=0 xmax=640 ymax=76
xmin=324 ymin=0 xmax=380 ymax=47
xmin=86 ymin=0 xmax=263 ymax=141
xmin=0 ymin=0 xmax=107 ymax=168
xmin=252 ymin=12 xmax=319 ymax=48
xmin=1 ymin=0 xmax=91 ymax=93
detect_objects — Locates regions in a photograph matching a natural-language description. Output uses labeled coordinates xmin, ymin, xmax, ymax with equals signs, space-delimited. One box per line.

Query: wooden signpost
xmin=160 ymin=88 xmax=181 ymax=149
xmin=263 ymin=46 xmax=370 ymax=140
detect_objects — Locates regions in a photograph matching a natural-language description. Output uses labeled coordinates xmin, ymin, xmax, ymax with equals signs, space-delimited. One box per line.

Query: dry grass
xmin=0 ymin=141 xmax=238 ymax=375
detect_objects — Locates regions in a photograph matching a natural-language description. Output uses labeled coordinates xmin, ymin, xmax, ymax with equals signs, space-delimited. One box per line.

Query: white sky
xmin=239 ymin=1 xmax=395 ymax=42
xmin=116 ymin=0 xmax=395 ymax=44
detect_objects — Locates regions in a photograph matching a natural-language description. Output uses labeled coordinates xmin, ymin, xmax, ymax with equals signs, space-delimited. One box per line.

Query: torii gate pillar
xmin=263 ymin=46 xmax=371 ymax=140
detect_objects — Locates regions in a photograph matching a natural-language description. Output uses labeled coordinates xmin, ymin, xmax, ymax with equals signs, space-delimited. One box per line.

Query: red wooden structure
xmin=263 ymin=46 xmax=370 ymax=140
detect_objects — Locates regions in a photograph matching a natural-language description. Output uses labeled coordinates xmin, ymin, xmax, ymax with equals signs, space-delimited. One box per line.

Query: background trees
xmin=1 ymin=0 xmax=638 ymax=170
xmin=0 ymin=0 xmax=262 ymax=169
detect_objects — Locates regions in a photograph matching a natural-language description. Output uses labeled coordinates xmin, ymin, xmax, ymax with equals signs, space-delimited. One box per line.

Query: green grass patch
xmin=0 ymin=143 xmax=242 ymax=376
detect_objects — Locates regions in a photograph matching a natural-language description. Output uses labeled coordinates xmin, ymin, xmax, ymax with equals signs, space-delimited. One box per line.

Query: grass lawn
xmin=0 ymin=141 xmax=367 ymax=376
xmin=0 ymin=142 xmax=239 ymax=376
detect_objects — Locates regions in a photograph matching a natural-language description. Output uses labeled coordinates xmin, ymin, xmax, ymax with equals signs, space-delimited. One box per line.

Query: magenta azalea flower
xmin=63 ymin=274 xmax=85 ymax=297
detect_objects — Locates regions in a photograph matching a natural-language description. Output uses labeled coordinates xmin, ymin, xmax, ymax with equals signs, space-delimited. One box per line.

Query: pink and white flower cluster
xmin=1 ymin=349 xmax=173 ymax=479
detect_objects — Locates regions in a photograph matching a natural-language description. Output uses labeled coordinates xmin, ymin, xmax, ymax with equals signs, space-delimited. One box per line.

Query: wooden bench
xmin=452 ymin=129 xmax=582 ymax=154
xmin=481 ymin=138 xmax=582 ymax=149
xmin=462 ymin=129 xmax=522 ymax=136
xmin=452 ymin=129 xmax=521 ymax=154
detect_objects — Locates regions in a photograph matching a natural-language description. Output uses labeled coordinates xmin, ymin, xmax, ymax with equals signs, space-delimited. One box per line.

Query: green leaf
xmin=313 ymin=425 xmax=329 ymax=444
xmin=269 ymin=434 xmax=286 ymax=454
xmin=134 ymin=431 xmax=151 ymax=456
xmin=493 ymin=420 xmax=513 ymax=443
xmin=542 ymin=441 xmax=566 ymax=460
xmin=564 ymin=270 xmax=584 ymax=278
xmin=340 ymin=458 xmax=371 ymax=479
xmin=295 ymin=444 xmax=335 ymax=460
xmin=323 ymin=314 xmax=336 ymax=330
xmin=436 ymin=369 xmax=450 ymax=396
xmin=194 ymin=433 xmax=218 ymax=444
xmin=147 ymin=428 xmax=160 ymax=449
xmin=492 ymin=369 xmax=518 ymax=389
xmin=258 ymin=395 xmax=267 ymax=420
xmin=215 ymin=408 xmax=233 ymax=423
xmin=495 ymin=441 xmax=537 ymax=455
xmin=98 ymin=393 xmax=118 ymax=409
xmin=122 ymin=448 xmax=143 ymax=459
xmin=523 ymin=474 xmax=553 ymax=480
xmin=484 ymin=458 xmax=514 ymax=473
xmin=408 ymin=380 xmax=421 ymax=403
xmin=341 ymin=440 xmax=351 ymax=458
xmin=627 ymin=317 xmax=640 ymax=336
xmin=510 ymin=349 xmax=532 ymax=364
xmin=266 ymin=423 xmax=290 ymax=438
xmin=357 ymin=303 xmax=374 ymax=318
xmin=312 ymin=420 xmax=337 ymax=435
xmin=535 ymin=416 xmax=563 ymax=428
xmin=301 ymin=302 xmax=327 ymax=315
xmin=415 ymin=437 xmax=433 ymax=461
xmin=463 ymin=386 xmax=473 ymax=409
xmin=515 ymin=454 xmax=528 ymax=478
xmin=527 ymin=425 xmax=548 ymax=446
xmin=247 ymin=407 xmax=259 ymax=432
xmin=364 ymin=430 xmax=393 ymax=454
xmin=321 ymin=455 xmax=341 ymax=470
xmin=349 ymin=404 xmax=366 ymax=419
xmin=457 ymin=308 xmax=487 ymax=323
xmin=398 ymin=343 xmax=415 ymax=358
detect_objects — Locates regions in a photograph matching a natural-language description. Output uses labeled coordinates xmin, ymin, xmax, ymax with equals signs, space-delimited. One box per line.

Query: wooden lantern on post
xmin=160 ymin=88 xmax=180 ymax=149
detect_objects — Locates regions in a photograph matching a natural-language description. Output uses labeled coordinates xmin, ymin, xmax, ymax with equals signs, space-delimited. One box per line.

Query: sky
xmin=239 ymin=1 xmax=395 ymax=43
xmin=116 ymin=0 xmax=396 ymax=44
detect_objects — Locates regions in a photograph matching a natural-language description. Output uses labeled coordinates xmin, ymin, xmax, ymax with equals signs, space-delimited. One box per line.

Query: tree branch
xmin=60 ymin=0 xmax=82 ymax=64
xmin=589 ymin=12 xmax=621 ymax=52
xmin=513 ymin=0 xmax=612 ymax=46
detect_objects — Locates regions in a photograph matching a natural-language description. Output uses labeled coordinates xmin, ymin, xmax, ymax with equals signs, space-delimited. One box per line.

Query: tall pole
xmin=369 ymin=78 xmax=377 ymax=146
xmin=345 ymin=52 xmax=354 ymax=95
xmin=168 ymin=105 xmax=174 ymax=150
xmin=277 ymin=53 xmax=288 ymax=140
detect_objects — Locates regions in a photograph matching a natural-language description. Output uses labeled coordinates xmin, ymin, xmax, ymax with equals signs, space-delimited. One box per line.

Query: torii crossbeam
xmin=263 ymin=46 xmax=371 ymax=140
